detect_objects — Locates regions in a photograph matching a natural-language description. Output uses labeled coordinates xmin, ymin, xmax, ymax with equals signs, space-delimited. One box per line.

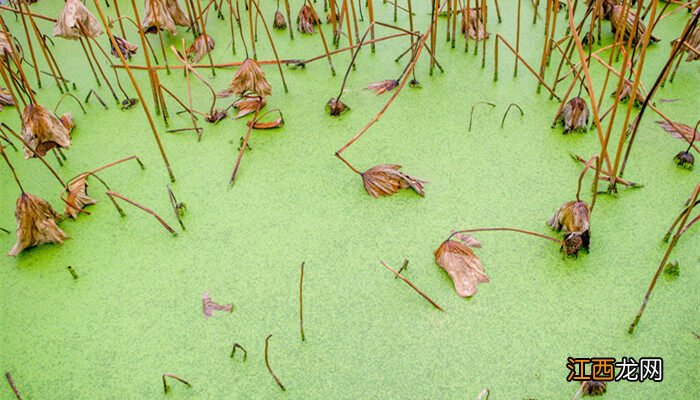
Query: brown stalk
xmin=247 ymin=0 xmax=287 ymax=92
xmin=264 ymin=334 xmax=286 ymax=391
xmin=106 ymin=190 xmax=177 ymax=236
xmin=448 ymin=227 xmax=564 ymax=245
xmin=379 ymin=260 xmax=444 ymax=311
xmin=0 ymin=58 xmax=23 ymax=120
xmin=0 ymin=145 xmax=25 ymax=193
xmin=493 ymin=34 xmax=561 ymax=100
xmin=1 ymin=123 xmax=66 ymax=188
xmin=629 ymin=183 xmax=700 ymax=334
xmin=5 ymin=372 xmax=22 ymax=400
xmin=67 ymin=265 xmax=79 ymax=280
xmin=663 ymin=200 xmax=700 ymax=242
xmin=162 ymin=373 xmax=191 ymax=393
xmin=128 ymin=0 xmax=163 ymax=116
xmin=283 ymin=0 xmax=294 ymax=39
xmin=229 ymin=107 xmax=260 ymax=187
xmin=230 ymin=342 xmax=248 ymax=360
xmin=16 ymin=0 xmax=41 ymax=88
xmin=368 ymin=0 xmax=375 ymax=52
xmin=195 ymin=0 xmax=217 ymax=76
xmin=0 ymin=5 xmax=57 ymax=22
xmin=299 ymin=261 xmax=306 ymax=341
xmin=92 ymin=0 xmax=176 ymax=182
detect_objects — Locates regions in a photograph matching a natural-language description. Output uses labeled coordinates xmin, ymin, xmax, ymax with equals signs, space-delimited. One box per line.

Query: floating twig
xmin=299 ymin=261 xmax=306 ymax=341
xmin=468 ymin=101 xmax=496 ymax=132
xmin=5 ymin=372 xmax=22 ymax=400
xmin=379 ymin=260 xmax=444 ymax=311
xmin=264 ymin=334 xmax=286 ymax=391
xmin=500 ymin=103 xmax=524 ymax=128
xmin=162 ymin=373 xmax=191 ymax=394
xmin=67 ymin=265 xmax=79 ymax=280
xmin=106 ymin=191 xmax=177 ymax=236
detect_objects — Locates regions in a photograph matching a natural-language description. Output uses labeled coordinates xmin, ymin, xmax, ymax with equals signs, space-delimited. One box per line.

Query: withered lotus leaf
xmin=579 ymin=380 xmax=607 ymax=396
xmin=367 ymin=80 xmax=399 ymax=95
xmin=361 ymin=164 xmax=426 ymax=198
xmin=220 ymin=58 xmax=272 ymax=98
xmin=611 ymin=5 xmax=659 ymax=45
xmin=558 ymin=97 xmax=590 ymax=134
xmin=548 ymin=200 xmax=591 ymax=255
xmin=326 ymin=98 xmax=349 ymax=116
xmin=233 ymin=96 xmax=266 ymax=118
xmin=674 ymin=151 xmax=694 ymax=169
xmin=110 ymin=36 xmax=139 ymax=59
xmin=297 ymin=5 xmax=319 ymax=34
xmin=656 ymin=120 xmax=699 ymax=142
xmin=273 ymin=10 xmax=287 ymax=30
xmin=65 ymin=175 xmax=97 ymax=219
xmin=0 ymin=32 xmax=13 ymax=57
xmin=674 ymin=24 xmax=700 ymax=61
xmin=461 ymin=8 xmax=490 ymax=41
xmin=614 ymin=80 xmax=646 ymax=105
xmin=186 ymin=34 xmax=215 ymax=63
xmin=21 ymin=104 xmax=71 ymax=159
xmin=142 ymin=0 xmax=190 ymax=35
xmin=247 ymin=117 xmax=284 ymax=130
xmin=53 ymin=0 xmax=103 ymax=40
xmin=434 ymin=239 xmax=489 ymax=298
xmin=202 ymin=292 xmax=233 ymax=318
xmin=0 ymin=87 xmax=14 ymax=107
xmin=8 ymin=193 xmax=68 ymax=256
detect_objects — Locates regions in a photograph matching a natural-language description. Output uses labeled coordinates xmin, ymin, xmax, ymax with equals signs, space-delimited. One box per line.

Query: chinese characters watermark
xmin=566 ymin=357 xmax=663 ymax=382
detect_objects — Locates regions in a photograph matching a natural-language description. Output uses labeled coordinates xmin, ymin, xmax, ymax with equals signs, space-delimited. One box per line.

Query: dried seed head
xmin=297 ymin=5 xmax=319 ymax=34
xmin=65 ymin=174 xmax=97 ymax=219
xmin=558 ymin=96 xmax=590 ymax=133
xmin=580 ymin=380 xmax=607 ymax=396
xmin=674 ymin=150 xmax=694 ymax=169
xmin=326 ymin=98 xmax=349 ymax=116
xmin=233 ymin=96 xmax=266 ymax=118
xmin=409 ymin=78 xmax=421 ymax=88
xmin=186 ymin=34 xmax=215 ymax=63
xmin=461 ymin=8 xmax=490 ymax=41
xmin=273 ymin=10 xmax=287 ymax=30
xmin=142 ymin=0 xmax=191 ymax=35
xmin=0 ymin=87 xmax=14 ymax=107
xmin=548 ymin=200 xmax=591 ymax=255
xmin=366 ymin=80 xmax=399 ymax=95
xmin=220 ymin=58 xmax=272 ymax=98
xmin=53 ymin=0 xmax=103 ymax=39
xmin=361 ymin=164 xmax=426 ymax=198
xmin=611 ymin=5 xmax=659 ymax=45
xmin=21 ymin=103 xmax=72 ymax=159
xmin=8 ymin=193 xmax=68 ymax=256
xmin=434 ymin=239 xmax=489 ymax=297
xmin=110 ymin=36 xmax=139 ymax=59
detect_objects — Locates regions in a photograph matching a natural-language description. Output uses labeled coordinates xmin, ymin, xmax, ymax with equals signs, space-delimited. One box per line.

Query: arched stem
xmin=447 ymin=227 xmax=563 ymax=246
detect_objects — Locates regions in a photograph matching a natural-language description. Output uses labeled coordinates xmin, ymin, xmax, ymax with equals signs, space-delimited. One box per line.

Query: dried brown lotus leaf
xmin=65 ymin=175 xmax=97 ymax=219
xmin=656 ymin=120 xmax=699 ymax=142
xmin=9 ymin=193 xmax=68 ymax=256
xmin=361 ymin=164 xmax=426 ymax=198
xmin=111 ymin=36 xmax=139 ymax=59
xmin=366 ymin=80 xmax=398 ymax=95
xmin=21 ymin=104 xmax=71 ymax=159
xmin=558 ymin=96 xmax=590 ymax=133
xmin=186 ymin=34 xmax=215 ymax=63
xmin=434 ymin=239 xmax=489 ymax=298
xmin=222 ymin=58 xmax=272 ymax=98
xmin=53 ymin=0 xmax=103 ymax=39
xmin=142 ymin=0 xmax=190 ymax=35
xmin=233 ymin=96 xmax=266 ymax=118
xmin=611 ymin=5 xmax=659 ymax=45
xmin=273 ymin=10 xmax=287 ymax=29
xmin=297 ymin=5 xmax=319 ymax=34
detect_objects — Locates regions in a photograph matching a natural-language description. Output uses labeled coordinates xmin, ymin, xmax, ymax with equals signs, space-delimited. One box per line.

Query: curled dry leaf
xmin=579 ymin=380 xmax=607 ymax=396
xmin=9 ymin=193 xmax=68 ymax=256
xmin=366 ymin=80 xmax=399 ymax=95
xmin=273 ymin=10 xmax=287 ymax=30
xmin=110 ymin=36 xmax=139 ymax=59
xmin=233 ymin=96 xmax=266 ymax=118
xmin=548 ymin=200 xmax=591 ymax=255
xmin=142 ymin=0 xmax=190 ymax=35
xmin=202 ymin=292 xmax=233 ymax=318
xmin=205 ymin=109 xmax=228 ymax=123
xmin=53 ymin=0 xmax=103 ymax=40
xmin=557 ymin=96 xmax=589 ymax=133
xmin=297 ymin=5 xmax=319 ymax=34
xmin=326 ymin=98 xmax=349 ymax=116
xmin=656 ymin=120 xmax=699 ymax=142
xmin=434 ymin=239 xmax=489 ymax=297
xmin=674 ymin=151 xmax=694 ymax=169
xmin=0 ymin=87 xmax=14 ymax=107
xmin=450 ymin=231 xmax=482 ymax=248
xmin=361 ymin=164 xmax=426 ymax=198
xmin=247 ymin=117 xmax=284 ymax=130
xmin=21 ymin=103 xmax=71 ymax=159
xmin=219 ymin=58 xmax=272 ymax=98
xmin=611 ymin=5 xmax=659 ymax=45
xmin=186 ymin=34 xmax=215 ymax=63
xmin=461 ymin=8 xmax=490 ymax=41
xmin=65 ymin=174 xmax=97 ymax=219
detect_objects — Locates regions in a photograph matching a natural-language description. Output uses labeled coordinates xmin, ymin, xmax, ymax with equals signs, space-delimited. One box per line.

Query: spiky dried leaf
xmin=558 ymin=96 xmax=589 ymax=133
xmin=220 ymin=58 xmax=272 ymax=98
xmin=21 ymin=104 xmax=71 ymax=159
xmin=142 ymin=0 xmax=190 ymax=35
xmin=8 ymin=193 xmax=67 ymax=256
xmin=326 ymin=98 xmax=349 ymax=116
xmin=461 ymin=8 xmax=490 ymax=41
xmin=65 ymin=174 xmax=97 ymax=219
xmin=366 ymin=80 xmax=399 ymax=95
xmin=273 ymin=10 xmax=287 ymax=30
xmin=186 ymin=34 xmax=215 ymax=63
xmin=232 ymin=96 xmax=266 ymax=118
xmin=548 ymin=200 xmax=591 ymax=255
xmin=611 ymin=5 xmax=659 ymax=45
xmin=53 ymin=0 xmax=103 ymax=39
xmin=110 ymin=36 xmax=138 ymax=59
xmin=656 ymin=120 xmax=699 ymax=142
xmin=361 ymin=164 xmax=426 ymax=198
xmin=434 ymin=239 xmax=489 ymax=297
xmin=297 ymin=5 xmax=319 ymax=34
xmin=202 ymin=292 xmax=233 ymax=318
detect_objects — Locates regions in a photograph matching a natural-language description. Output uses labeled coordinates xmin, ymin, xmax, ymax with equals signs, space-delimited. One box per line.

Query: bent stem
xmin=500 ymin=102 xmax=524 ymax=128
xmin=0 ymin=145 xmax=24 ymax=193
xmin=162 ymin=373 xmax=191 ymax=393
xmin=264 ymin=334 xmax=286 ymax=391
xmin=379 ymin=260 xmax=444 ymax=311
xmin=229 ymin=107 xmax=260 ymax=188
xmin=230 ymin=342 xmax=248 ymax=360
xmin=248 ymin=0 xmax=288 ymax=92
xmin=629 ymin=183 xmax=700 ymax=334
xmin=54 ymin=93 xmax=86 ymax=115
xmin=468 ymin=101 xmax=495 ymax=132
xmin=575 ymin=155 xmax=597 ymax=202
xmin=447 ymin=227 xmax=564 ymax=246
xmin=106 ymin=191 xmax=177 ymax=236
